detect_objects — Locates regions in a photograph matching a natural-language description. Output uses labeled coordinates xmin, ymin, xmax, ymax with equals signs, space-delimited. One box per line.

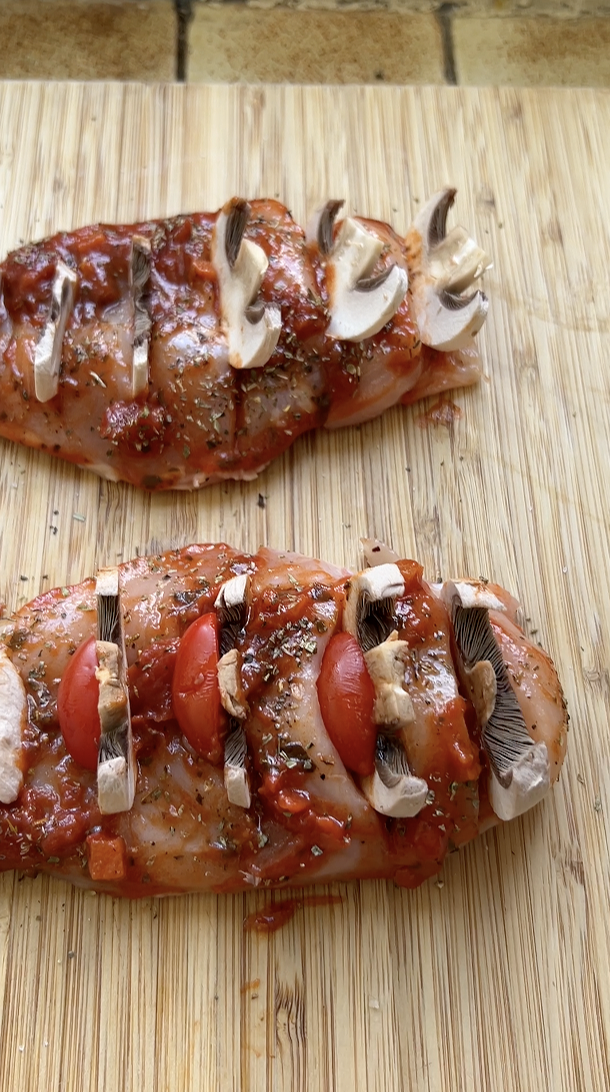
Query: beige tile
xmin=453 ymin=15 xmax=610 ymax=86
xmin=188 ymin=8 xmax=445 ymax=84
xmin=0 ymin=0 xmax=176 ymax=81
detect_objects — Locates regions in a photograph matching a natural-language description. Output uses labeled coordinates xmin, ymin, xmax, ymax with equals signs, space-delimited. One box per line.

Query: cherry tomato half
xmin=171 ymin=613 xmax=225 ymax=764
xmin=317 ymin=632 xmax=376 ymax=777
xmin=57 ymin=636 xmax=101 ymax=771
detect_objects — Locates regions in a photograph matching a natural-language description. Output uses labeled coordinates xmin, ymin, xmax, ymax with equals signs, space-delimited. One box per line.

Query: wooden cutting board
xmin=0 ymin=82 xmax=608 ymax=1092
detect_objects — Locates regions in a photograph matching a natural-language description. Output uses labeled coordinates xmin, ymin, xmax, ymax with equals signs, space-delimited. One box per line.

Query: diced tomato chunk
xmin=86 ymin=833 xmax=127 ymax=881
xmin=57 ymin=636 xmax=100 ymax=771
xmin=171 ymin=613 xmax=226 ymax=764
xmin=317 ymin=632 xmax=377 ymax=777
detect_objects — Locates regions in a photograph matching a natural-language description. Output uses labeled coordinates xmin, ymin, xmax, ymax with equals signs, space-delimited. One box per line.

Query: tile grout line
xmin=174 ymin=0 xmax=194 ymax=81
xmin=435 ymin=3 xmax=458 ymax=85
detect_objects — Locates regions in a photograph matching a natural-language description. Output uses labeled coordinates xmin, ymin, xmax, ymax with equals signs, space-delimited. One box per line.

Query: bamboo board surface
xmin=0 ymin=81 xmax=609 ymax=1092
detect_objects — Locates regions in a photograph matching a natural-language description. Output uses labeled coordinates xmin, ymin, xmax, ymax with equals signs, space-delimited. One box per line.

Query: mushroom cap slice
xmin=0 ymin=646 xmax=26 ymax=804
xmin=343 ymin=563 xmax=405 ymax=651
xmin=407 ymin=189 xmax=491 ymax=352
xmin=324 ymin=216 xmax=408 ymax=342
xmin=34 ymin=260 xmax=77 ymax=402
xmin=361 ymin=734 xmax=428 ymax=819
xmin=212 ymin=199 xmax=281 ymax=371
xmin=412 ymin=281 xmax=489 ymax=353
xmin=215 ymin=573 xmax=250 ymax=613
xmin=215 ymin=572 xmax=251 ymax=657
xmin=489 ymin=742 xmax=550 ymax=821
xmin=224 ymin=722 xmax=251 ymax=809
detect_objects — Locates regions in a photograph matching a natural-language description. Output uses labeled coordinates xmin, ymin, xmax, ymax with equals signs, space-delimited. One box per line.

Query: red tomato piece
xmin=57 ymin=636 xmax=100 ymax=771
xmin=86 ymin=833 xmax=127 ymax=881
xmin=171 ymin=613 xmax=225 ymax=764
xmin=317 ymin=632 xmax=377 ymax=777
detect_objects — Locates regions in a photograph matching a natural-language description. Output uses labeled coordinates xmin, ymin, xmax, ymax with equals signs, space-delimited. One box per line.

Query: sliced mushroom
xmin=215 ymin=572 xmax=251 ymax=655
xmin=95 ymin=568 xmax=135 ymax=815
xmin=343 ymin=563 xmax=405 ymax=651
xmin=361 ymin=734 xmax=428 ymax=818
xmin=0 ymin=646 xmax=26 ymax=804
xmin=364 ymin=633 xmax=415 ymax=731
xmin=406 ymin=189 xmax=491 ymax=351
xmin=217 ymin=648 xmax=248 ymax=721
xmin=224 ymin=721 xmax=251 ymax=809
xmin=130 ymin=235 xmax=152 ymax=397
xmin=34 ymin=261 xmax=77 ymax=402
xmin=443 ymin=580 xmax=550 ymax=820
xmin=308 ymin=202 xmax=408 ymax=342
xmin=343 ymin=564 xmax=430 ymax=819
xmin=212 ymin=198 xmax=281 ymax=370
xmin=215 ymin=573 xmax=252 ymax=807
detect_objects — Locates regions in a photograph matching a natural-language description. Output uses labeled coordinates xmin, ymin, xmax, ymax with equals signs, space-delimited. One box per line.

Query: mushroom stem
xmin=364 ymin=633 xmax=415 ymax=731
xmin=34 ymin=261 xmax=77 ymax=402
xmin=95 ymin=568 xmax=135 ymax=815
xmin=212 ymin=199 xmax=281 ymax=370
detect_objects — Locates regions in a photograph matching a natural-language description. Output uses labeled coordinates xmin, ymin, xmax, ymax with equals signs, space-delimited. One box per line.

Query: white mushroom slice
xmin=489 ymin=742 xmax=550 ymax=821
xmin=217 ymin=648 xmax=248 ymax=720
xmin=407 ymin=189 xmax=491 ymax=351
xmin=34 ymin=260 xmax=77 ymax=402
xmin=447 ymin=585 xmax=551 ymax=819
xmin=343 ymin=563 xmax=405 ymax=651
xmin=95 ymin=568 xmax=135 ymax=815
xmin=215 ymin=572 xmax=251 ymax=656
xmin=361 ymin=735 xmax=428 ymax=819
xmin=0 ymin=646 xmax=26 ymax=804
xmin=215 ymin=573 xmax=252 ymax=803
xmin=224 ymin=722 xmax=251 ymax=809
xmin=130 ymin=235 xmax=151 ymax=397
xmin=212 ymin=199 xmax=281 ymax=370
xmin=439 ymin=579 xmax=505 ymax=615
xmin=215 ymin=573 xmax=249 ymax=613
xmin=321 ymin=211 xmax=408 ymax=342
xmin=364 ymin=633 xmax=415 ymax=731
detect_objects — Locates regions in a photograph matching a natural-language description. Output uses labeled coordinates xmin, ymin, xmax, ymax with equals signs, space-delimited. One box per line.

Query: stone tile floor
xmin=0 ymin=0 xmax=609 ymax=85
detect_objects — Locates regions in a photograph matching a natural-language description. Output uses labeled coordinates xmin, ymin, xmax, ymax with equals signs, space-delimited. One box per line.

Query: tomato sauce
xmin=244 ymin=894 xmax=343 ymax=933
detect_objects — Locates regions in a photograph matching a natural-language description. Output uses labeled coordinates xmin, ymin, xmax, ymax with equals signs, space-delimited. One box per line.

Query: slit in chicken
xmin=130 ymin=236 xmax=152 ymax=398
xmin=34 ymin=261 xmax=77 ymax=402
